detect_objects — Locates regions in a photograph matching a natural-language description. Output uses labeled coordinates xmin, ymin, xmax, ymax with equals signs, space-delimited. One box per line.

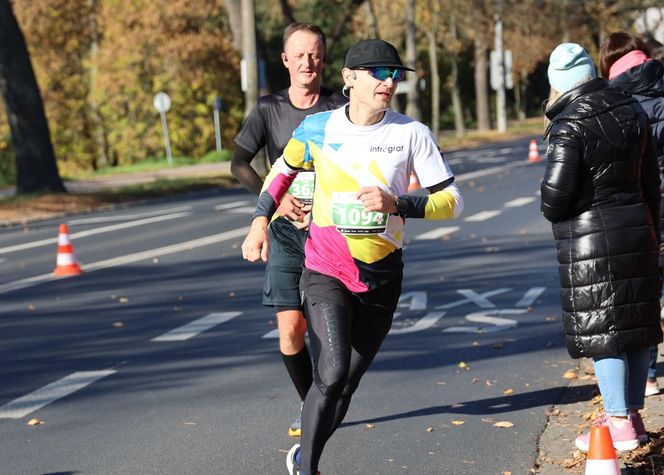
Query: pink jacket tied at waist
xmin=609 ymin=49 xmax=651 ymax=80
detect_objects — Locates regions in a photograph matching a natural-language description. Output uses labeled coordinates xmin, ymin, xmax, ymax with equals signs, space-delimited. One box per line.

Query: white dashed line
xmin=415 ymin=227 xmax=460 ymax=240
xmin=214 ymin=201 xmax=252 ymax=210
xmin=504 ymin=197 xmax=536 ymax=208
xmin=152 ymin=312 xmax=242 ymax=341
xmin=464 ymin=210 xmax=501 ymax=222
xmin=0 ymin=212 xmax=190 ymax=255
xmin=0 ymin=370 xmax=116 ymax=419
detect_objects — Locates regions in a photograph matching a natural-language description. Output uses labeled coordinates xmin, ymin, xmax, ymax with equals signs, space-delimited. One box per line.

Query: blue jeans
xmin=593 ymin=348 xmax=650 ymax=416
xmin=648 ymin=345 xmax=658 ymax=380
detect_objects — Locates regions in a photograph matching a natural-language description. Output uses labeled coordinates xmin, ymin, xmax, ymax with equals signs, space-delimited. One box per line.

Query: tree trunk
xmin=224 ymin=0 xmax=243 ymax=53
xmin=88 ymin=0 xmax=108 ymax=170
xmin=474 ymin=35 xmax=491 ymax=131
xmin=405 ymin=0 xmax=420 ymax=120
xmin=277 ymin=0 xmax=296 ymax=25
xmin=448 ymin=7 xmax=465 ymax=137
xmin=427 ymin=30 xmax=439 ymax=140
xmin=0 ymin=0 xmax=65 ymax=194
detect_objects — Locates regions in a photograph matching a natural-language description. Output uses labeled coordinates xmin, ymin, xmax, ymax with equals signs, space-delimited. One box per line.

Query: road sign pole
xmin=213 ymin=96 xmax=222 ymax=153
xmin=159 ymin=111 xmax=173 ymax=166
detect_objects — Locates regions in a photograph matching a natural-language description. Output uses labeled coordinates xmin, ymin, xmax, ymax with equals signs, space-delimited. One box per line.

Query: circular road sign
xmin=153 ymin=92 xmax=171 ymax=113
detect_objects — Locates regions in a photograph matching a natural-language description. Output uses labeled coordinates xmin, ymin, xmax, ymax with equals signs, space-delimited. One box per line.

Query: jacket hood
xmin=610 ymin=60 xmax=664 ymax=98
xmin=544 ymin=78 xmax=611 ymax=120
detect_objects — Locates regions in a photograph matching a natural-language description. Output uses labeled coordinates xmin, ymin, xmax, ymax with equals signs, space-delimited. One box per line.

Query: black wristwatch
xmin=396 ymin=195 xmax=409 ymax=218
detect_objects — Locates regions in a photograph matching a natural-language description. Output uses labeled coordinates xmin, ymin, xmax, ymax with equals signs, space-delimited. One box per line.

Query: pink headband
xmin=608 ymin=50 xmax=651 ymax=80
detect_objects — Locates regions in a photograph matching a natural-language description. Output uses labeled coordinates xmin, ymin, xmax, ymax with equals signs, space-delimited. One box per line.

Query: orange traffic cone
xmin=407 ymin=172 xmax=421 ymax=192
xmin=528 ymin=138 xmax=541 ymax=163
xmin=584 ymin=426 xmax=620 ymax=475
xmin=53 ymin=223 xmax=83 ymax=277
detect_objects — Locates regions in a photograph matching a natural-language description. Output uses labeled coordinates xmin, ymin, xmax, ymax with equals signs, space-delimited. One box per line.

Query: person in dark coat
xmin=540 ymin=43 xmax=663 ymax=452
xmin=599 ymin=31 xmax=664 ymax=404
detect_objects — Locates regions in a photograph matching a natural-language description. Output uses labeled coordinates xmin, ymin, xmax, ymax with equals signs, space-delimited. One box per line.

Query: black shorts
xmin=263 ymin=216 xmax=307 ymax=310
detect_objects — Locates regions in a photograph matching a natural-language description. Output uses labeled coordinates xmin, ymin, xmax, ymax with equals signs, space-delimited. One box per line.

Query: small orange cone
xmin=53 ymin=223 xmax=83 ymax=277
xmin=584 ymin=426 xmax=620 ymax=475
xmin=528 ymin=138 xmax=541 ymax=163
xmin=407 ymin=172 xmax=421 ymax=192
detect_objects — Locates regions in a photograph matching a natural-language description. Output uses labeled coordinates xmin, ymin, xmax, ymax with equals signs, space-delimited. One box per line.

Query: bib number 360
xmin=331 ymin=192 xmax=388 ymax=234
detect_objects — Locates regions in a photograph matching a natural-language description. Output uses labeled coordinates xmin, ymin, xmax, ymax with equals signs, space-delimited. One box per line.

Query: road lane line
xmin=0 ymin=370 xmax=116 ymax=419
xmin=504 ymin=197 xmax=536 ymax=208
xmin=516 ymin=287 xmax=546 ymax=307
xmin=67 ymin=206 xmax=192 ymax=224
xmin=0 ymin=212 xmax=190 ymax=255
xmin=214 ymin=200 xmax=252 ymax=210
xmin=414 ymin=227 xmax=459 ymax=240
xmin=228 ymin=206 xmax=256 ymax=214
xmin=464 ymin=210 xmax=501 ymax=222
xmin=0 ymin=227 xmax=250 ymax=295
xmin=152 ymin=312 xmax=241 ymax=341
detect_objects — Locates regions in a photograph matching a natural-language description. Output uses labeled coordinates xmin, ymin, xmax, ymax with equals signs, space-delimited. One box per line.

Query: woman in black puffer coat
xmin=541 ymin=43 xmax=663 ymax=453
xmin=599 ymin=31 xmax=664 ymax=403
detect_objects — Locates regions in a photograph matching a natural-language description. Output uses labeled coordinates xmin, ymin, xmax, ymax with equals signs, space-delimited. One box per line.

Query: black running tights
xmin=298 ymin=269 xmax=401 ymax=474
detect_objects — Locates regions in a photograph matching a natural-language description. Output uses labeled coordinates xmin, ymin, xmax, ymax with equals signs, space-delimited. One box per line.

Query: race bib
xmin=331 ymin=192 xmax=389 ymax=234
xmin=288 ymin=171 xmax=315 ymax=204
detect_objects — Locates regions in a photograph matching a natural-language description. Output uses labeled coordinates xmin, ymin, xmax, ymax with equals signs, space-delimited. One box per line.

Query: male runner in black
xmin=231 ymin=22 xmax=346 ymax=437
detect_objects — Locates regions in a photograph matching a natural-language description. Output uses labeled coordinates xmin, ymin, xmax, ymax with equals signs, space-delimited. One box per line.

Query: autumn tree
xmin=0 ymin=0 xmax=64 ymax=194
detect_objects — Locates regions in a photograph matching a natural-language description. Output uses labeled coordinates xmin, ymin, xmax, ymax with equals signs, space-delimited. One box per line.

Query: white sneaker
xmin=645 ymin=378 xmax=660 ymax=397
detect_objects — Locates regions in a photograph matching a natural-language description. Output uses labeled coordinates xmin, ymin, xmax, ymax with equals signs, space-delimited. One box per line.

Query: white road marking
xmin=436 ymin=288 xmax=511 ymax=310
xmin=389 ymin=311 xmax=446 ymax=334
xmin=464 ymin=210 xmax=501 ymax=222
xmin=228 ymin=206 xmax=256 ymax=214
xmin=0 ymin=212 xmax=190 ymax=255
xmin=152 ymin=312 xmax=242 ymax=341
xmin=0 ymin=227 xmax=250 ymax=295
xmin=0 ymin=370 xmax=116 ymax=419
xmin=516 ymin=287 xmax=546 ymax=307
xmin=504 ymin=197 xmax=536 ymax=208
xmin=214 ymin=201 xmax=252 ymax=211
xmin=415 ymin=227 xmax=459 ymax=240
xmin=67 ymin=206 xmax=192 ymax=225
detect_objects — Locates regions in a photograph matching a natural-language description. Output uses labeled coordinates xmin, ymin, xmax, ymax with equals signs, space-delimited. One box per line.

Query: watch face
xmin=397 ymin=197 xmax=408 ymax=215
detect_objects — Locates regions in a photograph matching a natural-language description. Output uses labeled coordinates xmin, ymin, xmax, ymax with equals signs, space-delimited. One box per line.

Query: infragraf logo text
xmin=369 ymin=145 xmax=404 ymax=153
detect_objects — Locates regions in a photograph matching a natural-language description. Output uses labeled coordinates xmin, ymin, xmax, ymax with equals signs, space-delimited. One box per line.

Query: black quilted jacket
xmin=541 ymin=77 xmax=663 ymax=359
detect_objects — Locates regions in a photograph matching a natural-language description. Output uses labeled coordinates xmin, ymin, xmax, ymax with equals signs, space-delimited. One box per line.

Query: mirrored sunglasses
xmin=359 ymin=67 xmax=406 ymax=82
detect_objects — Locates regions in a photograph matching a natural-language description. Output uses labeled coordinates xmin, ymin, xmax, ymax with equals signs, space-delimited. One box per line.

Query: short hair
xmin=599 ymin=31 xmax=652 ymax=78
xmin=283 ymin=22 xmax=327 ymax=55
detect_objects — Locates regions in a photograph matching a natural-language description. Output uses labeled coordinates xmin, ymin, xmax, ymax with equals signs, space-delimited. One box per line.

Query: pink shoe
xmin=575 ymin=414 xmax=639 ymax=451
xmin=629 ymin=411 xmax=649 ymax=443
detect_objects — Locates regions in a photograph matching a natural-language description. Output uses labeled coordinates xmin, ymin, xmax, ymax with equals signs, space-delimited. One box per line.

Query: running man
xmin=242 ymin=39 xmax=463 ymax=475
xmin=231 ymin=22 xmax=346 ymax=437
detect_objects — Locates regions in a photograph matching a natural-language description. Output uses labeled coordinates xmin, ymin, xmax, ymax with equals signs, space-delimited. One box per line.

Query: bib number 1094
xmin=331 ymin=192 xmax=388 ymax=234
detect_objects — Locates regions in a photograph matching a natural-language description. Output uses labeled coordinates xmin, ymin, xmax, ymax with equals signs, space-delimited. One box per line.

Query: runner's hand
xmin=277 ymin=194 xmax=309 ymax=223
xmin=242 ymin=217 xmax=269 ymax=262
xmin=291 ymin=210 xmax=312 ymax=230
xmin=357 ymin=186 xmax=398 ymax=213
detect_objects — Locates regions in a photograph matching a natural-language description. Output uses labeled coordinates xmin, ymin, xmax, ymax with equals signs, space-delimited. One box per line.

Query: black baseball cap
xmin=344 ymin=39 xmax=415 ymax=71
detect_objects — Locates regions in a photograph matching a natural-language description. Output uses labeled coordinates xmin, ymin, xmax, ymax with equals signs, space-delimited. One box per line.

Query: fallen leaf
xmin=502 ymin=471 xmax=513 ymax=475
xmin=184 ymin=422 xmax=196 ymax=426
xmin=27 ymin=304 xmax=36 ymax=311
xmin=436 ymin=380 xmax=446 ymax=385
xmin=472 ymin=341 xmax=480 ymax=347
xmin=563 ymin=370 xmax=577 ymax=380
xmin=118 ymin=297 xmax=129 ymax=304
xmin=485 ymin=380 xmax=494 ymax=386
xmin=493 ymin=421 xmax=515 ymax=428
xmin=27 ymin=418 xmax=42 ymax=426
xmin=425 ymin=426 xmax=434 ymax=432
xmin=458 ymin=361 xmax=470 ymax=370
xmin=471 ymin=377 xmax=480 ymax=383
xmin=366 ymin=423 xmax=375 ymax=429
xmin=229 ymin=292 xmax=235 ymax=297
xmin=152 ymin=258 xmax=159 ymax=263
xmin=112 ymin=321 xmax=124 ymax=328
xmin=545 ymin=315 xmax=557 ymax=321
xmin=503 ymin=388 xmax=514 ymax=395
xmin=451 ymin=420 xmax=465 ymax=426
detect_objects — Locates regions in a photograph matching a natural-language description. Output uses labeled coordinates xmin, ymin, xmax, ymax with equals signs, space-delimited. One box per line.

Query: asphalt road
xmin=0 ymin=137 xmax=575 ymax=474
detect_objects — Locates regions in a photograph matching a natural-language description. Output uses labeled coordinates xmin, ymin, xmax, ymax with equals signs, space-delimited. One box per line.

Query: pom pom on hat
xmin=547 ymin=43 xmax=596 ymax=93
